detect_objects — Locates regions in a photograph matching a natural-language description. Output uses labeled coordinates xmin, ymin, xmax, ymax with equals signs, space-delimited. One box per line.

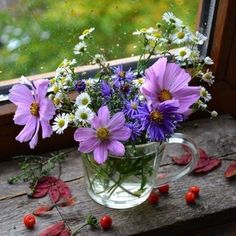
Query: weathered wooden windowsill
xmin=1 ymin=115 xmax=236 ymax=236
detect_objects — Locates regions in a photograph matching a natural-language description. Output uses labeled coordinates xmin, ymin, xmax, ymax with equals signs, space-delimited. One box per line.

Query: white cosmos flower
xmin=79 ymin=27 xmax=95 ymax=40
xmin=75 ymin=92 xmax=91 ymax=107
xmin=204 ymin=56 xmax=214 ymax=65
xmin=52 ymin=113 xmax=70 ymax=134
xmin=162 ymin=12 xmax=183 ymax=28
xmin=75 ymin=106 xmax=94 ymax=124
xmin=175 ymin=47 xmax=192 ymax=61
xmin=74 ymin=41 xmax=87 ymax=55
xmin=200 ymin=87 xmax=212 ymax=102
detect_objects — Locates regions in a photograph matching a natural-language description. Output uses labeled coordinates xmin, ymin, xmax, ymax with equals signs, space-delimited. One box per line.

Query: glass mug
xmin=82 ymin=133 xmax=199 ymax=209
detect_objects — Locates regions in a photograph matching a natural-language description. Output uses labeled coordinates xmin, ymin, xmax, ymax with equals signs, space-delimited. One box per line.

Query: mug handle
xmin=155 ymin=133 xmax=199 ymax=187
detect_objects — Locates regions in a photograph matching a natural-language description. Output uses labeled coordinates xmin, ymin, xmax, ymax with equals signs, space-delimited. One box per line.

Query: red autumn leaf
xmin=224 ymin=161 xmax=236 ymax=178
xmin=182 ymin=144 xmax=191 ymax=154
xmin=57 ymin=197 xmax=76 ymax=207
xmin=49 ymin=185 xmax=60 ymax=203
xmin=199 ymin=148 xmax=208 ymax=159
xmin=56 ymin=179 xmax=72 ymax=199
xmin=33 ymin=204 xmax=54 ymax=216
xmin=59 ymin=229 xmax=71 ymax=236
xmin=38 ymin=221 xmax=66 ymax=236
xmin=193 ymin=157 xmax=221 ymax=173
xmin=172 ymin=154 xmax=192 ymax=165
xmin=193 ymin=158 xmax=210 ymax=171
xmin=33 ymin=187 xmax=49 ymax=198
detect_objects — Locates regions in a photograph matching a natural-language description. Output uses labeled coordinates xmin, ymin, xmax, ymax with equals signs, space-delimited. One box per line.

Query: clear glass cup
xmin=82 ymin=133 xmax=199 ymax=209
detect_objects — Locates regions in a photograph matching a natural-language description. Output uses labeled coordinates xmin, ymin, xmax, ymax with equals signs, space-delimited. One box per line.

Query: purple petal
xmin=13 ymin=107 xmax=31 ymax=125
xmin=107 ymin=140 xmax=125 ymax=156
xmin=16 ymin=116 xmax=37 ymax=143
xmin=91 ymin=115 xmax=102 ymax=129
xmin=9 ymin=84 xmax=33 ymax=106
xmin=93 ymin=144 xmax=108 ymax=164
xmin=29 ymin=120 xmax=40 ymax=149
xmin=34 ymin=79 xmax=49 ymax=101
xmin=79 ymin=138 xmax=100 ymax=153
xmin=74 ymin=128 xmax=96 ymax=142
xmin=40 ymin=120 xmax=53 ymax=139
xmin=107 ymin=112 xmax=125 ymax=131
xmin=39 ymin=98 xmax=55 ymax=121
xmin=97 ymin=106 xmax=110 ymax=126
xmin=110 ymin=127 xmax=131 ymax=141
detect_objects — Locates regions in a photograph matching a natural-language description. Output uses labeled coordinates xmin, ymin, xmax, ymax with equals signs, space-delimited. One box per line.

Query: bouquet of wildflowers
xmin=9 ymin=12 xmax=216 ymax=165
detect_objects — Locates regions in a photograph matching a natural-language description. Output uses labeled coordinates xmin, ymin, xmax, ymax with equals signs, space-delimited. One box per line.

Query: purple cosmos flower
xmin=9 ymin=79 xmax=56 ymax=149
xmin=126 ymin=122 xmax=143 ymax=141
xmin=123 ymin=97 xmax=143 ymax=119
xmin=74 ymin=106 xmax=131 ymax=164
xmin=137 ymin=100 xmax=183 ymax=142
xmin=101 ymin=80 xmax=112 ymax=99
xmin=112 ymin=65 xmax=135 ymax=87
xmin=74 ymin=80 xmax=86 ymax=92
xmin=141 ymin=57 xmax=200 ymax=114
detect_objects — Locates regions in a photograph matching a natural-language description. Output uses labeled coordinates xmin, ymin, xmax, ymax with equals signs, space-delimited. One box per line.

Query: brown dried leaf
xmin=225 ymin=161 xmax=236 ymax=178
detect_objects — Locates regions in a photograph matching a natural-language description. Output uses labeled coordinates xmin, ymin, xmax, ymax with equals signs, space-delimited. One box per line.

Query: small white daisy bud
xmin=211 ymin=111 xmax=218 ymax=117
xmin=204 ymin=56 xmax=214 ymax=65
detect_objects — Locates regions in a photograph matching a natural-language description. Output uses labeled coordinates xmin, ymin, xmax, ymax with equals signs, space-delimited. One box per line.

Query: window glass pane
xmin=0 ymin=0 xmax=199 ymax=81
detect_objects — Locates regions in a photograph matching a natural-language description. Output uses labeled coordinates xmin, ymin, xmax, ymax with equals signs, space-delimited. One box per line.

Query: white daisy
xmin=53 ymin=92 xmax=63 ymax=108
xmin=79 ymin=27 xmax=95 ymax=40
xmin=133 ymin=77 xmax=145 ymax=87
xmin=85 ymin=78 xmax=96 ymax=87
xmin=75 ymin=92 xmax=91 ymax=107
xmin=75 ymin=106 xmax=94 ymax=124
xmin=191 ymin=31 xmax=207 ymax=45
xmin=175 ymin=47 xmax=192 ymax=61
xmin=74 ymin=41 xmax=87 ymax=55
xmin=52 ymin=113 xmax=70 ymax=134
xmin=133 ymin=28 xmax=148 ymax=35
xmin=204 ymin=56 xmax=214 ymax=65
xmin=162 ymin=12 xmax=183 ymax=28
xmin=200 ymin=87 xmax=212 ymax=102
xmin=201 ymin=69 xmax=215 ymax=85
xmin=172 ymin=28 xmax=191 ymax=44
xmin=197 ymin=100 xmax=207 ymax=109
xmin=91 ymin=54 xmax=106 ymax=65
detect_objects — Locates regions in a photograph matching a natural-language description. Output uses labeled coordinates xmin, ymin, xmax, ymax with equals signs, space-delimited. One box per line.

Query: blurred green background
xmin=0 ymin=0 xmax=199 ymax=81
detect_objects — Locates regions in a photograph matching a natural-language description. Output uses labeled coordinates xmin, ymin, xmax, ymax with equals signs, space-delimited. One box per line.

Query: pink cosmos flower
xmin=74 ymin=106 xmax=131 ymax=164
xmin=9 ymin=79 xmax=55 ymax=149
xmin=141 ymin=57 xmax=200 ymax=114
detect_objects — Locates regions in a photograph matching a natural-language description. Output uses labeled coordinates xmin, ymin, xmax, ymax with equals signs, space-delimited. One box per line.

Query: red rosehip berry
xmin=100 ymin=215 xmax=112 ymax=230
xmin=189 ymin=186 xmax=200 ymax=196
xmin=23 ymin=214 xmax=36 ymax=229
xmin=148 ymin=191 xmax=159 ymax=205
xmin=185 ymin=191 xmax=196 ymax=204
xmin=158 ymin=184 xmax=169 ymax=193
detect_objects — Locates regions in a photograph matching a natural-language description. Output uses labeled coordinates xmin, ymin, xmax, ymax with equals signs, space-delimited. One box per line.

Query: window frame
xmin=1 ymin=0 xmax=235 ymax=159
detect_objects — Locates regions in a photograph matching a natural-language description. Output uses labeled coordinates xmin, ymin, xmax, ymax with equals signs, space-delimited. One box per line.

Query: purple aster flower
xmin=126 ymin=122 xmax=143 ymax=141
xmin=123 ymin=97 xmax=143 ymax=119
xmin=112 ymin=65 xmax=135 ymax=87
xmin=141 ymin=57 xmax=200 ymax=114
xmin=74 ymin=106 xmax=131 ymax=164
xmin=74 ymin=80 xmax=86 ymax=92
xmin=137 ymin=100 xmax=183 ymax=142
xmin=101 ymin=80 xmax=112 ymax=98
xmin=9 ymin=79 xmax=56 ymax=149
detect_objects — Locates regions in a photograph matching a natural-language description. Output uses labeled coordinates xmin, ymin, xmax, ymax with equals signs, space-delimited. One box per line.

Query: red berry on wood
xmin=148 ymin=191 xmax=159 ymax=205
xmin=23 ymin=214 xmax=36 ymax=229
xmin=189 ymin=186 xmax=200 ymax=196
xmin=100 ymin=215 xmax=112 ymax=230
xmin=185 ymin=191 xmax=196 ymax=204
xmin=158 ymin=184 xmax=169 ymax=193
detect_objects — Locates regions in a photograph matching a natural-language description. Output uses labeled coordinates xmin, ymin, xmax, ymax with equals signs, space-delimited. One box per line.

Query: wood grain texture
xmin=0 ymin=115 xmax=236 ymax=235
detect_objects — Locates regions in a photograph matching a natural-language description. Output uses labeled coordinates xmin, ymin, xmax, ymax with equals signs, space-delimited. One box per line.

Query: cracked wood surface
xmin=0 ymin=115 xmax=236 ymax=235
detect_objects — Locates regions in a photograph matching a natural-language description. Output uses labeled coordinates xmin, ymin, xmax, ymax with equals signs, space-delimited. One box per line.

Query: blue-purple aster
xmin=126 ymin=122 xmax=143 ymax=141
xmin=74 ymin=80 xmax=86 ymax=93
xmin=101 ymin=80 xmax=112 ymax=99
xmin=136 ymin=100 xmax=183 ymax=142
xmin=123 ymin=97 xmax=143 ymax=119
xmin=112 ymin=65 xmax=135 ymax=87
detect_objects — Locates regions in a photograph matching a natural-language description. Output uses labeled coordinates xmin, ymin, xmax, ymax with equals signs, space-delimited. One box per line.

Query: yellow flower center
xmin=119 ymin=71 xmax=126 ymax=78
xmin=150 ymin=111 xmax=163 ymax=122
xmin=97 ymin=127 xmax=109 ymax=141
xmin=131 ymin=102 xmax=137 ymax=110
xmin=140 ymin=28 xmax=147 ymax=33
xmin=177 ymin=32 xmax=185 ymax=39
xmin=58 ymin=119 xmax=65 ymax=128
xmin=153 ymin=32 xmax=161 ymax=38
xmin=80 ymin=113 xmax=88 ymax=120
xmin=159 ymin=89 xmax=172 ymax=102
xmin=179 ymin=50 xmax=187 ymax=57
xmin=82 ymin=98 xmax=89 ymax=105
xmin=54 ymin=98 xmax=61 ymax=106
xmin=30 ymin=102 xmax=39 ymax=117
xmin=82 ymin=29 xmax=90 ymax=35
